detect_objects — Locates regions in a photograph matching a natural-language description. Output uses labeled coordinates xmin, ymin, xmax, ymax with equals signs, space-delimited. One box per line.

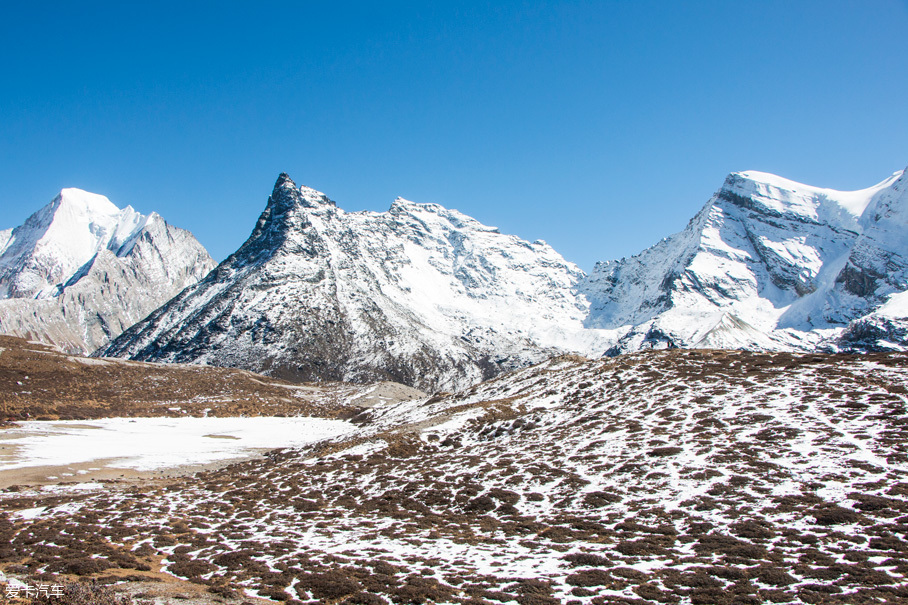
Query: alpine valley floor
xmin=1 ymin=346 xmax=908 ymax=605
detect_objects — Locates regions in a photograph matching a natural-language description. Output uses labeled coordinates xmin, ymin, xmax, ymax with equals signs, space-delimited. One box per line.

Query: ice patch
xmin=1 ymin=417 xmax=356 ymax=471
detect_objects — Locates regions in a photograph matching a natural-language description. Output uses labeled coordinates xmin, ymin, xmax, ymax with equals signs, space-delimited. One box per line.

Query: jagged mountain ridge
xmin=581 ymin=167 xmax=908 ymax=354
xmin=0 ymin=188 xmax=216 ymax=353
xmin=101 ymin=174 xmax=614 ymax=391
xmin=103 ymin=167 xmax=908 ymax=389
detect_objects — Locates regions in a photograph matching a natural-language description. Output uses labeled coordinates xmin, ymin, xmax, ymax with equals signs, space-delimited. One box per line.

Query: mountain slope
xmin=581 ymin=167 xmax=908 ymax=354
xmin=0 ymin=334 xmax=422 ymax=424
xmin=102 ymin=174 xmax=614 ymax=391
xmin=0 ymin=188 xmax=216 ymax=353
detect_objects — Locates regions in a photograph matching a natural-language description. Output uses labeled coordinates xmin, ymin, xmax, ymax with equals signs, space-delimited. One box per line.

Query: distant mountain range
xmin=0 ymin=188 xmax=215 ymax=353
xmin=97 ymin=166 xmax=908 ymax=390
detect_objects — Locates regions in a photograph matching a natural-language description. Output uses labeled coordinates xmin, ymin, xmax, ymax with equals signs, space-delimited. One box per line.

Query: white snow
xmin=13 ymin=506 xmax=48 ymax=520
xmin=583 ymin=165 xmax=908 ymax=354
xmin=0 ymin=187 xmax=216 ymax=353
xmin=0 ymin=228 xmax=12 ymax=253
xmin=875 ymin=290 xmax=908 ymax=319
xmin=104 ymin=175 xmax=615 ymax=391
xmin=51 ymin=164 xmax=908 ymax=382
xmin=0 ymin=188 xmax=148 ymax=300
xmin=732 ymin=169 xmax=902 ymax=221
xmin=0 ymin=417 xmax=356 ymax=471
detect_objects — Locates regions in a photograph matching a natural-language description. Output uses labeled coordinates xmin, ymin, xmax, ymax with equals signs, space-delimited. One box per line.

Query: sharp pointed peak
xmin=273 ymin=172 xmax=297 ymax=193
xmin=267 ymin=173 xmax=335 ymax=211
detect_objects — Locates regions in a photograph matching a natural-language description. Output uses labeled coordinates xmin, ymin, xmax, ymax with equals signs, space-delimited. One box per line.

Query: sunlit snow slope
xmin=581 ymin=167 xmax=908 ymax=354
xmin=0 ymin=188 xmax=216 ymax=353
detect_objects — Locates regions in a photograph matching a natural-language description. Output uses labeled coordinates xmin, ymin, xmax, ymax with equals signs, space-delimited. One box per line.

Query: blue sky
xmin=2 ymin=1 xmax=907 ymax=270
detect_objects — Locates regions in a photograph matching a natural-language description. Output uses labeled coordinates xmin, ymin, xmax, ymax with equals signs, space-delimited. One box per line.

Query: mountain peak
xmin=267 ymin=173 xmax=300 ymax=214
xmin=717 ymin=170 xmax=830 ymax=220
xmin=718 ymin=168 xmax=903 ymax=223
xmin=272 ymin=172 xmax=296 ymax=193
xmin=268 ymin=173 xmax=334 ymax=212
xmin=1 ymin=188 xmax=155 ymax=300
xmin=102 ymin=174 xmax=605 ymax=390
xmin=0 ymin=187 xmax=215 ymax=352
xmin=53 ymin=188 xmax=120 ymax=218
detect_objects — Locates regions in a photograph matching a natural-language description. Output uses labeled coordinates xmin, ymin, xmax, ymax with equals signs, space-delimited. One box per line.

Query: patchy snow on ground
xmin=3 ymin=350 xmax=908 ymax=604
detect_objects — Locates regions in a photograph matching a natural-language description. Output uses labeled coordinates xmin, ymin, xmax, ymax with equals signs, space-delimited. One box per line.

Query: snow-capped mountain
xmin=102 ymin=167 xmax=908 ymax=390
xmin=0 ymin=188 xmax=216 ymax=353
xmin=101 ymin=174 xmax=615 ymax=391
xmin=581 ymin=167 xmax=908 ymax=354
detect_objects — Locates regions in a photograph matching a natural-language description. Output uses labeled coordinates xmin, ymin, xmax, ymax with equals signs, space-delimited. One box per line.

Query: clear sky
xmin=2 ymin=1 xmax=907 ymax=271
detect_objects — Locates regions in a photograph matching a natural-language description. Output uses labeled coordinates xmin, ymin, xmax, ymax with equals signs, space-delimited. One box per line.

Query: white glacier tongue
xmin=0 ymin=188 xmax=216 ymax=354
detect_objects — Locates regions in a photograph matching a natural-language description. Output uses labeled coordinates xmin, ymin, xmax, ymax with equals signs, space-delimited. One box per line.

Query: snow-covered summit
xmin=388 ymin=196 xmax=502 ymax=235
xmin=0 ymin=188 xmax=154 ymax=299
xmin=582 ymin=165 xmax=908 ymax=354
xmin=0 ymin=188 xmax=216 ymax=353
xmin=721 ymin=169 xmax=902 ymax=223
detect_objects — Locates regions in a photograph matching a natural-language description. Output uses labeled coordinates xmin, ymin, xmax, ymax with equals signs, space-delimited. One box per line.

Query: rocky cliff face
xmin=580 ymin=167 xmax=908 ymax=354
xmin=101 ymin=174 xmax=614 ymax=392
xmin=0 ymin=188 xmax=216 ymax=353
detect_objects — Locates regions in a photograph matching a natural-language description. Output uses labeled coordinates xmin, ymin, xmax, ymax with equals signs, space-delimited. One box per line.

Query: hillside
xmin=0 ymin=335 xmax=421 ymax=421
xmin=3 ymin=348 xmax=907 ymax=604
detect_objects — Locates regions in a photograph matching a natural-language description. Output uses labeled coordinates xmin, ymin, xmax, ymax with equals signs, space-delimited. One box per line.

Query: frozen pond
xmin=0 ymin=417 xmax=354 ymax=472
